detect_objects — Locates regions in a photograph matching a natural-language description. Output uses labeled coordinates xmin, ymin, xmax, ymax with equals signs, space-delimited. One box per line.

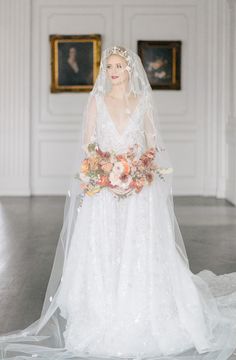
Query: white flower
xmin=109 ymin=171 xmax=122 ymax=186
xmin=120 ymin=175 xmax=132 ymax=189
xmin=113 ymin=161 xmax=124 ymax=174
xmin=109 ymin=171 xmax=132 ymax=190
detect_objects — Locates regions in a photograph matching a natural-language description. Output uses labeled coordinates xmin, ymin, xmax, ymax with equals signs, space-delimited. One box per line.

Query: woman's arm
xmin=143 ymin=107 xmax=157 ymax=149
xmin=82 ymin=96 xmax=97 ymax=154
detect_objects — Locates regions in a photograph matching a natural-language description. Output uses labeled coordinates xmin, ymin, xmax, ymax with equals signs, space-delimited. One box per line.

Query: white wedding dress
xmin=2 ymin=45 xmax=236 ymax=360
xmin=54 ymin=93 xmax=236 ymax=359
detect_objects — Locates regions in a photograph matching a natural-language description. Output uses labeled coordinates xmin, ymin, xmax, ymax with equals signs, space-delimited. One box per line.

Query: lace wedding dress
xmin=1 ymin=46 xmax=236 ymax=360
xmin=54 ymin=92 xmax=236 ymax=359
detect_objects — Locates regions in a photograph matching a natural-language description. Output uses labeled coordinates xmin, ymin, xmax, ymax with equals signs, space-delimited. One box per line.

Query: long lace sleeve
xmin=82 ymin=95 xmax=97 ymax=154
xmin=144 ymin=107 xmax=157 ymax=149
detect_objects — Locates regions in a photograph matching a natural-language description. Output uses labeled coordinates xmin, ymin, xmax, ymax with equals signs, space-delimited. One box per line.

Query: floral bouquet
xmin=75 ymin=142 xmax=173 ymax=200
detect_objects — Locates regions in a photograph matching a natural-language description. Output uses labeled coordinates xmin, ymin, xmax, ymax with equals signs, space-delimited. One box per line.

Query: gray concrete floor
xmin=0 ymin=195 xmax=236 ymax=356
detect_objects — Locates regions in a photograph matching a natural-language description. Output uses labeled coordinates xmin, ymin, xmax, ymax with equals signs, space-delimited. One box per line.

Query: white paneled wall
xmin=0 ymin=0 xmax=235 ymax=198
xmin=31 ymin=0 xmax=210 ymax=195
xmin=0 ymin=0 xmax=31 ymax=195
xmin=226 ymin=0 xmax=236 ymax=205
xmin=123 ymin=2 xmax=206 ymax=196
xmin=31 ymin=0 xmax=114 ymax=194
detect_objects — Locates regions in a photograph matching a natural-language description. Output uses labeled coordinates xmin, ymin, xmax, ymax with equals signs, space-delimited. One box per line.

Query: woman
xmin=1 ymin=46 xmax=236 ymax=360
xmin=59 ymin=46 xmax=80 ymax=86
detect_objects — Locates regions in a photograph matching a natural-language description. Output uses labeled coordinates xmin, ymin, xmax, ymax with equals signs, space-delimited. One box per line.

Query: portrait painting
xmin=137 ymin=40 xmax=181 ymax=90
xmin=50 ymin=34 xmax=101 ymax=92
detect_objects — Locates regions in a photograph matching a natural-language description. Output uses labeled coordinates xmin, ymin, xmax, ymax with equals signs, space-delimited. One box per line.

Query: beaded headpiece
xmin=106 ymin=46 xmax=132 ymax=67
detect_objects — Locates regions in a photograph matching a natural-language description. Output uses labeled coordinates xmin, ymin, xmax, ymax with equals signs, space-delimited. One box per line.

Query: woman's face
xmin=106 ymin=54 xmax=129 ymax=86
xmin=69 ymin=47 xmax=77 ymax=60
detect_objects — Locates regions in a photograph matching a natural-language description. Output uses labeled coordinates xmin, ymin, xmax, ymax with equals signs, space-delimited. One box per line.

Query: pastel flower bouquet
xmin=75 ymin=142 xmax=173 ymax=200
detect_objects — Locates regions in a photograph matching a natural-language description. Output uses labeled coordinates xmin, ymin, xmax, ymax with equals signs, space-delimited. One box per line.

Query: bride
xmin=1 ymin=45 xmax=236 ymax=360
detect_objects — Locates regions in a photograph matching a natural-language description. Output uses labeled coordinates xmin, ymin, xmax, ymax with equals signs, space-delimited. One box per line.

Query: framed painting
xmin=50 ymin=34 xmax=101 ymax=92
xmin=137 ymin=40 xmax=181 ymax=90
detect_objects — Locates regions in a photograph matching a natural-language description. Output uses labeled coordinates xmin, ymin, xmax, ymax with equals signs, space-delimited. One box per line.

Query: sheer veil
xmin=1 ymin=45 xmax=236 ymax=360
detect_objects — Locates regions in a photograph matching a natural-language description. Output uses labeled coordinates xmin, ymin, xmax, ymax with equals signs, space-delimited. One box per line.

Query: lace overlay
xmin=55 ymin=94 xmax=236 ymax=359
xmin=95 ymin=94 xmax=147 ymax=156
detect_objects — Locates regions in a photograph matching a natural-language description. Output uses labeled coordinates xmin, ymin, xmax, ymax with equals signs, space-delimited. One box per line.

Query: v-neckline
xmin=102 ymin=95 xmax=142 ymax=138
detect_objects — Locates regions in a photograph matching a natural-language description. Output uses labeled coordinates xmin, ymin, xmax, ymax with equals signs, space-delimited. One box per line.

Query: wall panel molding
xmin=31 ymin=0 xmax=114 ymax=194
xmin=0 ymin=0 xmax=230 ymax=196
xmin=0 ymin=0 xmax=31 ymax=195
xmin=225 ymin=0 xmax=236 ymax=204
xmin=31 ymin=0 xmax=221 ymax=195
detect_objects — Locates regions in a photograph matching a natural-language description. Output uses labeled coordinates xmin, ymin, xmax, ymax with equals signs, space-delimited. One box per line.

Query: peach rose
xmin=88 ymin=156 xmax=99 ymax=171
xmin=120 ymin=159 xmax=130 ymax=175
xmin=97 ymin=175 xmax=109 ymax=187
xmin=81 ymin=159 xmax=90 ymax=173
xmin=101 ymin=162 xmax=113 ymax=173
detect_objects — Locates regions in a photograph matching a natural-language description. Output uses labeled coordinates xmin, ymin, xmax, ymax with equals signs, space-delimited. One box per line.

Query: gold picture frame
xmin=137 ymin=40 xmax=181 ymax=90
xmin=50 ymin=34 xmax=101 ymax=93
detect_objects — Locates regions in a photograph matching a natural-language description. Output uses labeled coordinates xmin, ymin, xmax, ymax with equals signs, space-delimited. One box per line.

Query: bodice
xmin=94 ymin=94 xmax=147 ymax=156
